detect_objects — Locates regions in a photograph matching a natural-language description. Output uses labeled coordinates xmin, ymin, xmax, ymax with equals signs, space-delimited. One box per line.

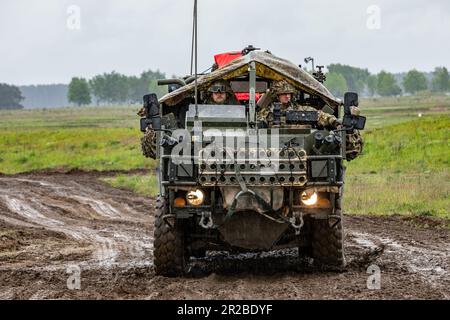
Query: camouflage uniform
xmin=258 ymin=80 xmax=339 ymax=128
xmin=204 ymin=79 xmax=239 ymax=105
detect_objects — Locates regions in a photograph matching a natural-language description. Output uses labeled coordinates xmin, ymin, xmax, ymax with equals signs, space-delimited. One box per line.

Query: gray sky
xmin=1 ymin=0 xmax=449 ymax=85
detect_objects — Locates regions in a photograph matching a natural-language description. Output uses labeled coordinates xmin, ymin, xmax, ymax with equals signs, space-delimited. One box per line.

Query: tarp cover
xmin=214 ymin=51 xmax=242 ymax=68
xmin=159 ymin=51 xmax=341 ymax=108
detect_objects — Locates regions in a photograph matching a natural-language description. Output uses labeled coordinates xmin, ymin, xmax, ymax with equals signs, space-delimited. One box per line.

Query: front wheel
xmin=311 ymin=192 xmax=345 ymax=268
xmin=153 ymin=196 xmax=187 ymax=276
xmin=311 ymin=218 xmax=345 ymax=268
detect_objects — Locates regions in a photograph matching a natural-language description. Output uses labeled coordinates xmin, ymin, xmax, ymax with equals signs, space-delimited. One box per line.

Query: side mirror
xmin=143 ymin=93 xmax=161 ymax=130
xmin=343 ymin=114 xmax=366 ymax=130
xmin=343 ymin=92 xmax=365 ymax=130
xmin=344 ymin=92 xmax=359 ymax=111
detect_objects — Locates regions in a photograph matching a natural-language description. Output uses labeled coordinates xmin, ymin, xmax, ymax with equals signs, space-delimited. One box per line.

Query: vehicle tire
xmin=311 ymin=219 xmax=345 ymax=268
xmin=153 ymin=196 xmax=187 ymax=276
xmin=311 ymin=194 xmax=345 ymax=268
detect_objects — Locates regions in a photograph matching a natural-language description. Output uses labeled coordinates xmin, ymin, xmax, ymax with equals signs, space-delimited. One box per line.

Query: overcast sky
xmin=1 ymin=0 xmax=449 ymax=85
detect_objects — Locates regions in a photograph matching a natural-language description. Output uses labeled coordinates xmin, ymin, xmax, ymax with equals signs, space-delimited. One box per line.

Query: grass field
xmin=0 ymin=95 xmax=448 ymax=218
xmin=0 ymin=105 xmax=155 ymax=174
xmin=360 ymin=94 xmax=450 ymax=129
xmin=345 ymin=116 xmax=449 ymax=218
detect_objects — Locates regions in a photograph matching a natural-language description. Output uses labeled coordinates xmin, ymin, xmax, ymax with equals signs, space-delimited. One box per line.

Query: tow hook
xmin=199 ymin=211 xmax=214 ymax=229
xmin=290 ymin=211 xmax=304 ymax=235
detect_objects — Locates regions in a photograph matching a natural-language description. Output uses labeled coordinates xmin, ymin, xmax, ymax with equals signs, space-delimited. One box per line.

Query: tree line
xmin=325 ymin=65 xmax=450 ymax=98
xmin=0 ymin=83 xmax=24 ymax=109
xmin=2 ymin=65 xmax=450 ymax=109
xmin=68 ymin=70 xmax=167 ymax=106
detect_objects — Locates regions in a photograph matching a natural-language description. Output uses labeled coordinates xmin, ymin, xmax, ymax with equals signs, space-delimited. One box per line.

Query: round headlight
xmin=301 ymin=191 xmax=318 ymax=206
xmin=186 ymin=189 xmax=205 ymax=206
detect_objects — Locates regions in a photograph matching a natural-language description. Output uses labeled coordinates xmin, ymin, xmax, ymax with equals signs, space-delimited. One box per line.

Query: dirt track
xmin=0 ymin=172 xmax=448 ymax=299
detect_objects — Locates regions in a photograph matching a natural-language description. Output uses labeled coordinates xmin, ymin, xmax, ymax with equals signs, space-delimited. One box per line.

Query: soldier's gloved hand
xmin=350 ymin=106 xmax=360 ymax=116
xmin=137 ymin=106 xmax=146 ymax=117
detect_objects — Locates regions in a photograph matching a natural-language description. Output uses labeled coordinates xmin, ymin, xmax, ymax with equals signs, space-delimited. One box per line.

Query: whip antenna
xmin=193 ymin=0 xmax=199 ymax=119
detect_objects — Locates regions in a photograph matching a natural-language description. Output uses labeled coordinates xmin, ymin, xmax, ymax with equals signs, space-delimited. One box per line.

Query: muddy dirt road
xmin=0 ymin=172 xmax=448 ymax=299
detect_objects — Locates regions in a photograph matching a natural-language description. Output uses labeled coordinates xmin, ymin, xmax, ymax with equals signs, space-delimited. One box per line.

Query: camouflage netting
xmin=159 ymin=51 xmax=341 ymax=108
xmin=141 ymin=128 xmax=157 ymax=159
xmin=346 ymin=130 xmax=364 ymax=161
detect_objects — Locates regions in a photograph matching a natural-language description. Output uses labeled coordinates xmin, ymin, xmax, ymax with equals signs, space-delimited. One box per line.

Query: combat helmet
xmin=271 ymin=80 xmax=296 ymax=95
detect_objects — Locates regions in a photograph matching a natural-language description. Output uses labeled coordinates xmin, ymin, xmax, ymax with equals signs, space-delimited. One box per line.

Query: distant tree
xmin=431 ymin=67 xmax=450 ymax=92
xmin=402 ymin=70 xmax=428 ymax=94
xmin=140 ymin=69 xmax=167 ymax=100
xmin=327 ymin=64 xmax=370 ymax=94
xmin=377 ymin=71 xmax=402 ymax=96
xmin=127 ymin=70 xmax=167 ymax=103
xmin=89 ymin=74 xmax=107 ymax=104
xmin=68 ymin=77 xmax=91 ymax=106
xmin=325 ymin=72 xmax=348 ymax=97
xmin=89 ymin=72 xmax=128 ymax=104
xmin=367 ymin=74 xmax=378 ymax=96
xmin=0 ymin=83 xmax=24 ymax=109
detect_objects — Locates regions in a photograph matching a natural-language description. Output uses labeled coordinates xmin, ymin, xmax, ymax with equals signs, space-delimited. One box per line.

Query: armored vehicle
xmin=139 ymin=48 xmax=365 ymax=276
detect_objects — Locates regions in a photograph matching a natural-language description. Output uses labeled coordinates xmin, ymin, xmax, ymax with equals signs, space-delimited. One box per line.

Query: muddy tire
xmin=311 ymin=219 xmax=345 ymax=268
xmin=153 ymin=196 xmax=187 ymax=276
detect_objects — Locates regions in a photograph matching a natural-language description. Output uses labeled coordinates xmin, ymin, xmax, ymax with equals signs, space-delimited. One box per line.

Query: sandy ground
xmin=0 ymin=171 xmax=448 ymax=299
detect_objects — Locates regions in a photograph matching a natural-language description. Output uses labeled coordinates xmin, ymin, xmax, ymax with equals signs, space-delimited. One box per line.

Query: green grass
xmin=347 ymin=116 xmax=449 ymax=174
xmin=0 ymin=105 xmax=156 ymax=174
xmin=344 ymin=173 xmax=449 ymax=218
xmin=0 ymin=127 xmax=154 ymax=174
xmin=0 ymin=105 xmax=139 ymax=129
xmin=344 ymin=115 xmax=449 ymax=218
xmin=102 ymin=174 xmax=159 ymax=197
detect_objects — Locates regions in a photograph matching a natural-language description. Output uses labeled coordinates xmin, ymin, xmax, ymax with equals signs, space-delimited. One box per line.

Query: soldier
xmin=204 ymin=79 xmax=239 ymax=105
xmin=258 ymin=80 xmax=340 ymax=128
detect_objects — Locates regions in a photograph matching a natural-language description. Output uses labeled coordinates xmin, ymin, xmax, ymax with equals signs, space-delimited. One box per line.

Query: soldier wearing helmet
xmin=205 ymin=80 xmax=239 ymax=105
xmin=258 ymin=80 xmax=340 ymax=128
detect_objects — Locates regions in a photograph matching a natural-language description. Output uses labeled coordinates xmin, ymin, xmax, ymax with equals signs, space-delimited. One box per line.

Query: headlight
xmin=186 ymin=189 xmax=205 ymax=206
xmin=301 ymin=191 xmax=318 ymax=206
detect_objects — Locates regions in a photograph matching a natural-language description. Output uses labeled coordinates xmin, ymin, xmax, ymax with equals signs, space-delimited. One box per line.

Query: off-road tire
xmin=153 ymin=196 xmax=187 ymax=276
xmin=311 ymin=193 xmax=345 ymax=268
xmin=311 ymin=218 xmax=345 ymax=268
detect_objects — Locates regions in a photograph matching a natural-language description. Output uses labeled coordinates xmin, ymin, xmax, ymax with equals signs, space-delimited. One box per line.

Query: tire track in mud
xmin=0 ymin=172 xmax=448 ymax=299
xmin=0 ymin=174 xmax=154 ymax=269
xmin=347 ymin=228 xmax=450 ymax=298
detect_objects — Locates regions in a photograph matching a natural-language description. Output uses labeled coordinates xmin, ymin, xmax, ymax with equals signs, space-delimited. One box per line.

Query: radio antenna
xmin=192 ymin=0 xmax=199 ymax=120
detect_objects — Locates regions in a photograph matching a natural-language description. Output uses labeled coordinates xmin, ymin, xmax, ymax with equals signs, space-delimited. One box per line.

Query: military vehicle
xmin=139 ymin=47 xmax=365 ymax=276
